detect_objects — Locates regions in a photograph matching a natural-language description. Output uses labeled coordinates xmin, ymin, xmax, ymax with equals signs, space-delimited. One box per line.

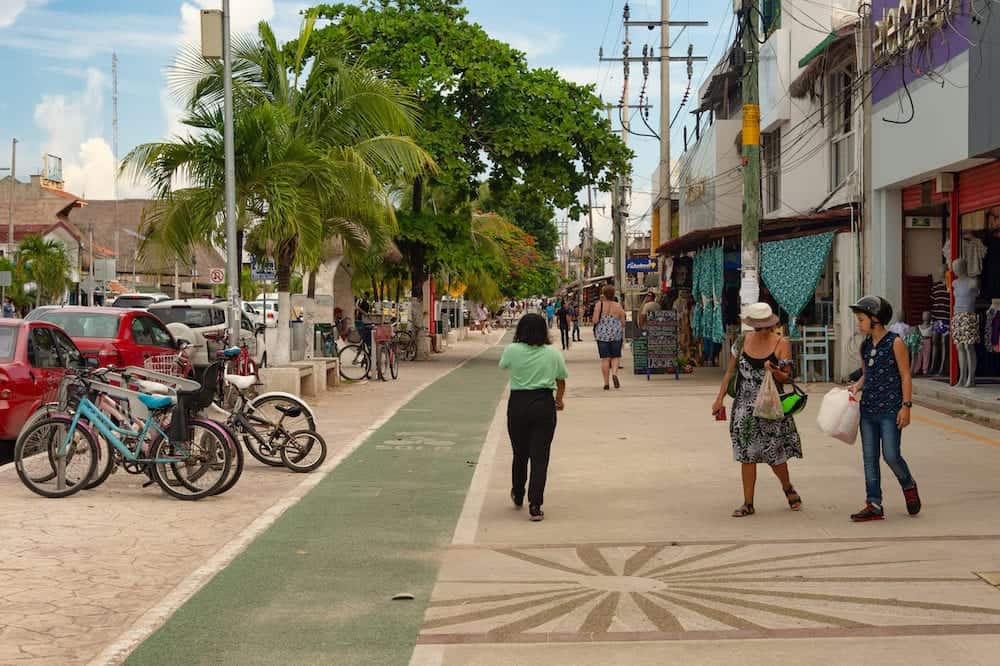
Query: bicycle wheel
xmin=204 ymin=421 xmax=244 ymax=495
xmin=242 ymin=394 xmax=316 ymax=467
xmin=389 ymin=344 xmax=399 ymax=379
xmin=15 ymin=417 xmax=98 ymax=498
xmin=376 ymin=344 xmax=389 ymax=381
xmin=397 ymin=331 xmax=416 ymax=361
xmin=279 ymin=429 xmax=328 ymax=473
xmin=150 ymin=420 xmax=232 ymax=501
xmin=338 ymin=343 xmax=369 ymax=381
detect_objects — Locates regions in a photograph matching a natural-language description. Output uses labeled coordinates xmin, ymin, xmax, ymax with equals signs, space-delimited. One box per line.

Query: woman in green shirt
xmin=499 ymin=313 xmax=568 ymax=521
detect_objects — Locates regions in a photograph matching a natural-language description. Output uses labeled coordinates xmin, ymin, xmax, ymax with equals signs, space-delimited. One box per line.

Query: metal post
xmin=8 ymin=138 xmax=16 ymax=258
xmin=222 ymin=0 xmax=240 ymax=343
xmin=659 ymin=0 xmax=672 ymax=245
xmin=88 ymin=226 xmax=95 ymax=306
xmin=739 ymin=1 xmax=761 ymax=308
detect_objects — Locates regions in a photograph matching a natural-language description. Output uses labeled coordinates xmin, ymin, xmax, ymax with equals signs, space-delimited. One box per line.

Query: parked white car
xmin=110 ymin=293 xmax=172 ymax=309
xmin=147 ymin=299 xmax=261 ymax=369
xmin=248 ymin=299 xmax=279 ymax=327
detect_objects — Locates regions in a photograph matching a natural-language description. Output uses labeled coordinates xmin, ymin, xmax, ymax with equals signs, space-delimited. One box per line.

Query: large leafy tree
xmin=123 ymin=12 xmax=433 ymax=363
xmin=16 ymin=236 xmax=72 ymax=307
xmin=306 ymin=0 xmax=630 ymax=312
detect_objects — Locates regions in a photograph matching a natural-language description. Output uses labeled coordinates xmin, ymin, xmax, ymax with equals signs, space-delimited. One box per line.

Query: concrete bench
xmin=259 ymin=364 xmax=316 ymax=397
xmin=307 ymin=357 xmax=340 ymax=389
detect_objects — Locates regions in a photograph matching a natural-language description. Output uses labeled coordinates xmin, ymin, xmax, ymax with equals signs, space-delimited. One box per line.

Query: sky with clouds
xmin=0 ymin=0 xmax=737 ymax=245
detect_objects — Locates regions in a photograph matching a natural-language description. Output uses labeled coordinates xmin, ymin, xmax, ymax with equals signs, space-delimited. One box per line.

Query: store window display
xmin=951 ymin=258 xmax=980 ymax=388
xmin=929 ymin=267 xmax=950 ymax=376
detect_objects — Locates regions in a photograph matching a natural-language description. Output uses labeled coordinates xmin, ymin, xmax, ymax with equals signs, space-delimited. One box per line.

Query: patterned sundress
xmin=730 ymin=351 xmax=803 ymax=465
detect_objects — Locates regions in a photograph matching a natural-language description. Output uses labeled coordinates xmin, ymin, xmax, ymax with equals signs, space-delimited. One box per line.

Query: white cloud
xmin=493 ymin=29 xmax=565 ymax=60
xmin=0 ymin=0 xmax=44 ymax=28
xmin=1 ymin=7 xmax=175 ymax=59
xmin=32 ymin=68 xmax=118 ymax=199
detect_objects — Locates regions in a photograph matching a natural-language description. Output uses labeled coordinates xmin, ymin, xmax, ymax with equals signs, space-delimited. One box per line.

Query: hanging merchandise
xmin=691 ymin=251 xmax=703 ymax=338
xmin=942 ymin=237 xmax=988 ymax=277
xmin=760 ymin=233 xmax=835 ymax=336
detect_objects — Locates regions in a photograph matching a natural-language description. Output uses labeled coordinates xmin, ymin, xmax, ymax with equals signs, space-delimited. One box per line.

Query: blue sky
xmin=0 ymin=0 xmax=736 ymax=242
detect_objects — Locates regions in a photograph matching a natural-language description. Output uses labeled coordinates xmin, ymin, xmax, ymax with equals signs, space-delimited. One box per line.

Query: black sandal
xmin=784 ymin=486 xmax=802 ymax=511
xmin=732 ymin=503 xmax=755 ymax=517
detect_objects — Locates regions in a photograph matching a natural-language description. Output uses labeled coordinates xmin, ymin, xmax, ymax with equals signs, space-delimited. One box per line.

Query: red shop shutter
xmin=902 ymin=184 xmax=923 ymax=210
xmin=959 ymin=161 xmax=1000 ymax=214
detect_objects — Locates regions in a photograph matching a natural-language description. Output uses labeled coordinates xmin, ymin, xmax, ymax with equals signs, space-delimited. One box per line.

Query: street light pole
xmin=221 ymin=0 xmax=240 ymax=344
xmin=8 ymin=138 xmax=16 ymax=259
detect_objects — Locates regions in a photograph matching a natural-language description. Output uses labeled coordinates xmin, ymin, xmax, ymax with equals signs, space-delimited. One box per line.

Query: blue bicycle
xmin=15 ymin=367 xmax=233 ymax=500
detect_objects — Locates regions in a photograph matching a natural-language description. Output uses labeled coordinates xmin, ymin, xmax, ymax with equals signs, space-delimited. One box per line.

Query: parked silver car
xmin=147 ymin=299 xmax=260 ymax=369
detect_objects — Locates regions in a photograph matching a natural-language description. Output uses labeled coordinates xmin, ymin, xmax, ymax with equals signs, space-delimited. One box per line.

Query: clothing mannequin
xmin=952 ymin=258 xmax=980 ymax=387
xmin=914 ymin=311 xmax=932 ymax=374
xmin=929 ymin=266 xmax=951 ymax=375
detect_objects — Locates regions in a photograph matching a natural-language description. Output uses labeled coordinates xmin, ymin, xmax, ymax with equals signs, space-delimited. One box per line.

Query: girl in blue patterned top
xmin=848 ymin=296 xmax=921 ymax=522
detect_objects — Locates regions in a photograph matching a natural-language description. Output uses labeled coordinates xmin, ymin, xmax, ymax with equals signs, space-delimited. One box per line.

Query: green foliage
xmin=16 ymin=236 xmax=72 ymax=306
xmin=123 ymin=12 xmax=434 ymax=292
xmin=304 ymin=0 xmax=630 ymax=297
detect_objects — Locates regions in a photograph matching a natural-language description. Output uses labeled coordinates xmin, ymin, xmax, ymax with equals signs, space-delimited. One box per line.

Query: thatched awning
xmin=789 ymin=24 xmax=857 ymax=99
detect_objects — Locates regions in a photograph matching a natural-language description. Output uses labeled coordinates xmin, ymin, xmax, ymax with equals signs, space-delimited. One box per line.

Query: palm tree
xmin=16 ymin=236 xmax=71 ymax=307
xmin=123 ymin=12 xmax=434 ymax=364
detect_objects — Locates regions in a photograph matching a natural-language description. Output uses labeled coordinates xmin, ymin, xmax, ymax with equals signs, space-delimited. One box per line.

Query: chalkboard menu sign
xmin=646 ymin=310 xmax=679 ymax=370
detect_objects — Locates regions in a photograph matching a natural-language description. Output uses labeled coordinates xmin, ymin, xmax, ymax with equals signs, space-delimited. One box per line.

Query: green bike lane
xmin=126 ymin=340 xmax=510 ymax=666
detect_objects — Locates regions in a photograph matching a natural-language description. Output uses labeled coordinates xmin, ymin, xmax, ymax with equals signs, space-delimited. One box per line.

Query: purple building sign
xmin=871 ymin=0 xmax=971 ymax=104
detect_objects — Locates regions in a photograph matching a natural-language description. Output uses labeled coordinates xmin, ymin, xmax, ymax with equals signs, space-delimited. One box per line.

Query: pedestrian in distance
xmin=2 ymin=298 xmax=15 ymax=319
xmin=546 ymin=301 xmax=556 ymax=329
xmin=712 ymin=303 xmax=803 ymax=517
xmin=499 ymin=313 xmax=568 ymax=522
xmin=570 ymin=301 xmax=582 ymax=341
xmin=556 ymin=301 xmax=572 ymax=350
xmin=592 ymin=284 xmax=626 ymax=390
xmin=637 ymin=289 xmax=661 ymax=330
xmin=847 ymin=295 xmax=921 ymax=522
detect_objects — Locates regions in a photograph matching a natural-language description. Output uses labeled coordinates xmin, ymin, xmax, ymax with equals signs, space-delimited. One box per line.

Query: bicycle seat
xmin=136 ymin=379 xmax=171 ymax=395
xmin=138 ymin=393 xmax=176 ymax=410
xmin=216 ymin=347 xmax=242 ymax=359
xmin=275 ymin=404 xmax=303 ymax=418
xmin=224 ymin=374 xmax=257 ymax=391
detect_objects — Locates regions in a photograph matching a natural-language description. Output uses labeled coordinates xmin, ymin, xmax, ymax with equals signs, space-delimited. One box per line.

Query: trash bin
xmin=290 ymin=320 xmax=305 ymax=361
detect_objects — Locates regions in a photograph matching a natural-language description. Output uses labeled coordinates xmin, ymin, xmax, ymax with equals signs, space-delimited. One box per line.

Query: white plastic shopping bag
xmin=817 ymin=388 xmax=861 ymax=445
xmin=753 ymin=370 xmax=784 ymax=420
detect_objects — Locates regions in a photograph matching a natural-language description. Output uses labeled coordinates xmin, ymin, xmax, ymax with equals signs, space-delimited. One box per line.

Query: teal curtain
xmin=691 ymin=247 xmax=724 ymax=343
xmin=761 ymin=232 xmax=835 ymax=336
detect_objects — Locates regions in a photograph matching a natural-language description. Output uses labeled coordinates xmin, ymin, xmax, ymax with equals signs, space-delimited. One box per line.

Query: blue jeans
xmin=860 ymin=413 xmax=915 ymax=505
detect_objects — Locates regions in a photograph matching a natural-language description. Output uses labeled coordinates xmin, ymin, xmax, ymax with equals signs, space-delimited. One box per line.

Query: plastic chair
xmin=800 ymin=326 xmax=830 ymax=382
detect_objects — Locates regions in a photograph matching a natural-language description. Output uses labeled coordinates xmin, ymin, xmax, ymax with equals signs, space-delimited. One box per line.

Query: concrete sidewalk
xmin=413 ymin=338 xmax=1000 ymax=665
xmin=0 ymin=331 xmax=504 ymax=666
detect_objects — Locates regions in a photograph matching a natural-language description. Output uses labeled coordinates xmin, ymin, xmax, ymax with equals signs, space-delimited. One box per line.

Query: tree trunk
xmin=272 ymin=239 xmax=297 ymax=366
xmin=307 ymin=270 xmax=317 ymax=299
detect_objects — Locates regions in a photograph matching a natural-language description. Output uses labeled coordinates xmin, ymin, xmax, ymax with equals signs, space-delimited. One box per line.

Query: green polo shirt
xmin=498 ymin=343 xmax=569 ymax=390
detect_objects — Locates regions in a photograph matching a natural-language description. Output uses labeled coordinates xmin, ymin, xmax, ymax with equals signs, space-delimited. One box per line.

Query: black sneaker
xmin=850 ymin=503 xmax=885 ymax=522
xmin=903 ymin=485 xmax=921 ymax=515
xmin=529 ymin=505 xmax=544 ymax=521
xmin=511 ymin=489 xmax=523 ymax=509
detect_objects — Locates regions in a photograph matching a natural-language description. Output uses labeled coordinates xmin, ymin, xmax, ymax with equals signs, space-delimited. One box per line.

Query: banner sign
xmin=626 ymin=258 xmax=658 ymax=273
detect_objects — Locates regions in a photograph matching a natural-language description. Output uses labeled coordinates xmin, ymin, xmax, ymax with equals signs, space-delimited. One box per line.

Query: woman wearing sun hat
xmin=712 ymin=303 xmax=803 ymax=517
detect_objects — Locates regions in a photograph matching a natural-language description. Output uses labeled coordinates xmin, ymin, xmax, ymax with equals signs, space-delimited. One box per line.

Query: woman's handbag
xmin=725 ymin=335 xmax=746 ymax=398
xmin=753 ymin=370 xmax=785 ymax=420
xmin=779 ymin=383 xmax=808 ymax=416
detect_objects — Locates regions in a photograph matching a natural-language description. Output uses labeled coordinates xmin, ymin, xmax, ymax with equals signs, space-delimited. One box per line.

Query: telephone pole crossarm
xmin=624 ymin=20 xmax=709 ymax=27
xmin=599 ymin=56 xmax=708 ymax=63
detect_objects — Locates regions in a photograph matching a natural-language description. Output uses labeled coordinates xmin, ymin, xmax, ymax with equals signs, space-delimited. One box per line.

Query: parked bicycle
xmin=15 ymin=365 xmax=234 ymax=500
xmin=219 ymin=368 xmax=327 ymax=471
xmin=395 ymin=325 xmax=426 ymax=362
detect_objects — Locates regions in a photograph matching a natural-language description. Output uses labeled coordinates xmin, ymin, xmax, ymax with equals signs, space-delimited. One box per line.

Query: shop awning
xmin=655 ymin=204 xmax=858 ymax=257
xmin=790 ymin=23 xmax=857 ymax=99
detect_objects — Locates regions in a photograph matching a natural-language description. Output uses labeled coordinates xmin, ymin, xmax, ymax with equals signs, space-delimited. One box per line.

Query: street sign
xmin=251 ymin=256 xmax=276 ymax=281
xmin=93 ymin=259 xmax=117 ymax=282
xmin=626 ymin=258 xmax=658 ymax=273
xmin=209 ymin=268 xmax=225 ymax=284
xmin=0 ymin=271 xmax=11 ymax=287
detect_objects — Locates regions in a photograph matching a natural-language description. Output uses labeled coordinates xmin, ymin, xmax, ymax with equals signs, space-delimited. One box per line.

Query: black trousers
xmin=559 ymin=326 xmax=570 ymax=349
xmin=507 ymin=389 xmax=557 ymax=506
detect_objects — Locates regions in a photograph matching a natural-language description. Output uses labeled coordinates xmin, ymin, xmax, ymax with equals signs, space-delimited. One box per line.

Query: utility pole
xmin=8 ymin=138 xmax=16 ymax=259
xmin=112 ymin=52 xmax=120 ymax=280
xmin=221 ymin=0 xmax=240 ymax=344
xmin=659 ymin=0 xmax=671 ymax=245
xmin=739 ymin=0 xmax=762 ymax=308
xmin=860 ymin=5 xmax=872 ymax=298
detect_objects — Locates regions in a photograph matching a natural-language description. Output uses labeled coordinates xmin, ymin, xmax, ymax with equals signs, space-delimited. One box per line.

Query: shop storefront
xmin=869 ymin=0 xmax=1000 ymax=387
xmin=657 ymin=209 xmax=857 ymax=379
